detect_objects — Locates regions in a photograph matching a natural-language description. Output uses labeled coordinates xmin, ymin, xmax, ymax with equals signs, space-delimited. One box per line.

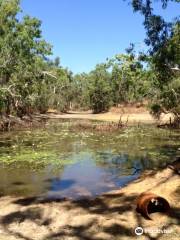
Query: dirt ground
xmin=0 ymin=166 xmax=179 ymax=240
xmin=45 ymin=106 xmax=172 ymax=125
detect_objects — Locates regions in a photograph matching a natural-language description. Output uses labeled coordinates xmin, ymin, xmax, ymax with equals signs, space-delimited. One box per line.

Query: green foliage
xmin=130 ymin=0 xmax=178 ymax=53
xmin=130 ymin=0 xmax=180 ymax=124
xmin=0 ymin=0 xmax=52 ymax=116
xmin=89 ymin=64 xmax=113 ymax=113
xmin=73 ymin=73 xmax=90 ymax=110
xmin=0 ymin=0 xmax=152 ymax=117
xmin=72 ymin=55 xmax=150 ymax=113
xmin=150 ymin=76 xmax=180 ymax=119
xmin=110 ymin=54 xmax=151 ymax=104
xmin=149 ymin=21 xmax=180 ymax=120
xmin=0 ymin=0 xmax=76 ymax=116
xmin=0 ymin=0 xmax=179 ymax=128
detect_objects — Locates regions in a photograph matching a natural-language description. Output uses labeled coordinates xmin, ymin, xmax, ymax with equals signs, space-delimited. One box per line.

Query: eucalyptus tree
xmin=0 ymin=0 xmax=51 ymax=117
xmin=110 ymin=53 xmax=150 ymax=104
xmin=150 ymin=23 xmax=180 ymax=121
xmin=129 ymin=0 xmax=180 ymax=123
xmin=73 ymin=73 xmax=91 ymax=110
xmin=89 ymin=64 xmax=113 ymax=113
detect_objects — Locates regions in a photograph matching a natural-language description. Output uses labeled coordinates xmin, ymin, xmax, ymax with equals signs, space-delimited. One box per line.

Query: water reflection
xmin=0 ymin=122 xmax=179 ymax=199
xmin=46 ymin=156 xmax=139 ymax=200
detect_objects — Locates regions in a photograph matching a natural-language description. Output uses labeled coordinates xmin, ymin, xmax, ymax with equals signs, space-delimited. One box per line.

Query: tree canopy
xmin=130 ymin=0 xmax=180 ymax=124
xmin=0 ymin=0 xmax=179 ymax=127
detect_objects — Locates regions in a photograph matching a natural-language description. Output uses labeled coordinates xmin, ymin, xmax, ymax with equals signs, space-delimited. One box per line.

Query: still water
xmin=0 ymin=120 xmax=179 ymax=199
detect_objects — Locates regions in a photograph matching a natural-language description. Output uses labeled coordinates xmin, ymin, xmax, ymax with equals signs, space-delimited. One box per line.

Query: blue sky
xmin=20 ymin=0 xmax=179 ymax=74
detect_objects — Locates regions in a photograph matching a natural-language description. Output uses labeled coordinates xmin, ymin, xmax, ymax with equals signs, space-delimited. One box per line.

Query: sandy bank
xmin=0 ymin=166 xmax=179 ymax=240
xmin=42 ymin=108 xmax=172 ymax=125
